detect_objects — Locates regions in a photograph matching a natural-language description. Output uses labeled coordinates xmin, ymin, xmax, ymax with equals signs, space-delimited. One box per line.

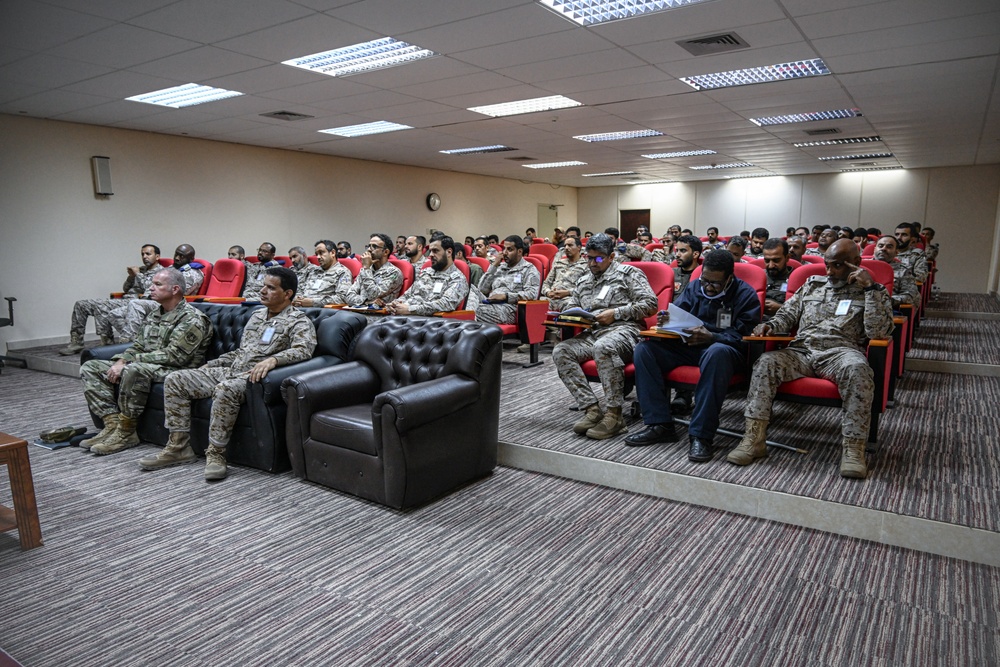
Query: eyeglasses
xmin=365 ymin=243 xmax=385 ymax=250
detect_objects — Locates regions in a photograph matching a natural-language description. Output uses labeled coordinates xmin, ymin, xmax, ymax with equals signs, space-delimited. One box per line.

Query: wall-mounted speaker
xmin=91 ymin=156 xmax=113 ymax=196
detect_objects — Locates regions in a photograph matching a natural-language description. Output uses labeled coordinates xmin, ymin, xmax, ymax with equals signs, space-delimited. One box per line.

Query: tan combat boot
xmin=727 ymin=417 xmax=769 ymax=465
xmin=138 ymin=432 xmax=197 ymax=471
xmin=80 ymin=414 xmax=120 ymax=451
xmin=91 ymin=415 xmax=140 ymax=455
xmin=840 ymin=437 xmax=868 ymax=479
xmin=204 ymin=444 xmax=228 ymax=481
xmin=586 ymin=406 xmax=627 ymax=440
xmin=59 ymin=334 xmax=85 ymax=356
xmin=573 ymin=404 xmax=604 ymax=435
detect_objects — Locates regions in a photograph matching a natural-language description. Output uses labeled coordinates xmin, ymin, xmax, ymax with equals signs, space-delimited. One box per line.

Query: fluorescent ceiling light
xmin=794 ymin=136 xmax=882 ymax=147
xmin=749 ymin=108 xmax=861 ymax=126
xmin=690 ymin=162 xmax=753 ymax=170
xmin=727 ymin=173 xmax=774 ymax=179
xmin=573 ymin=129 xmax=663 ymax=142
xmin=538 ymin=0 xmax=714 ymax=26
xmin=468 ymin=95 xmax=582 ymax=117
xmin=125 ymin=83 xmax=242 ymax=108
xmin=439 ymin=145 xmax=517 ymax=155
xmin=626 ymin=179 xmax=675 ymax=184
xmin=283 ymin=37 xmax=437 ymax=77
xmin=319 ymin=121 xmax=413 ymax=137
xmin=642 ymin=150 xmax=716 ymax=159
xmin=841 ymin=167 xmax=903 ymax=173
xmin=818 ymin=153 xmax=894 ymax=161
xmin=680 ymin=58 xmax=829 ymax=91
xmin=523 ymin=161 xmax=587 ymax=169
xmin=582 ymin=171 xmax=638 ymax=177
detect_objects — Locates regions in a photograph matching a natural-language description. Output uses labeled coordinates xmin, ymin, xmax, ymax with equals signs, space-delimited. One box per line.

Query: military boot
xmin=91 ymin=415 xmax=140 ymax=455
xmin=727 ymin=417 xmax=769 ymax=465
xmin=204 ymin=444 xmax=228 ymax=481
xmin=59 ymin=334 xmax=85 ymax=356
xmin=586 ymin=406 xmax=627 ymax=440
xmin=840 ymin=437 xmax=868 ymax=479
xmin=138 ymin=432 xmax=196 ymax=471
xmin=80 ymin=414 xmax=120 ymax=451
xmin=572 ymin=404 xmax=604 ymax=435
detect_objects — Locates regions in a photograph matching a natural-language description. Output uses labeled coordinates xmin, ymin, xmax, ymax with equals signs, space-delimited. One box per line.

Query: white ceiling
xmin=2 ymin=0 xmax=998 ymax=187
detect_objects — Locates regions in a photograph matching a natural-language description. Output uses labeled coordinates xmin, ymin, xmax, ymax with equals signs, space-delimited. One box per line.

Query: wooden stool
xmin=0 ymin=432 xmax=43 ymax=550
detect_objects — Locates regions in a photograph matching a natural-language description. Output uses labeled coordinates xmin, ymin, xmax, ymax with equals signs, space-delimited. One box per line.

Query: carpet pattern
xmin=1 ymin=433 xmax=998 ymax=666
xmin=908 ymin=317 xmax=1000 ymax=365
xmin=926 ymin=292 xmax=1000 ymax=313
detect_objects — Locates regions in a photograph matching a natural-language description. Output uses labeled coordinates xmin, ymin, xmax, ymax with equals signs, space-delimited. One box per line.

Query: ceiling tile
xmin=0 ymin=1 xmax=114 ymax=52
xmin=215 ymin=14 xmax=379 ymax=62
xmin=129 ymin=0 xmax=315 ymax=43
xmin=46 ymin=24 xmax=202 ymax=69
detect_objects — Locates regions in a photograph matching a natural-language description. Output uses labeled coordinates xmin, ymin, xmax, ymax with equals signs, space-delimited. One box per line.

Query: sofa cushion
xmin=311 ymin=404 xmax=376 ymax=456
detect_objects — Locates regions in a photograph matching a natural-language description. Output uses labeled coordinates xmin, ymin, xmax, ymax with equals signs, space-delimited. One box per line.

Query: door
xmin=619 ymin=209 xmax=650 ymax=242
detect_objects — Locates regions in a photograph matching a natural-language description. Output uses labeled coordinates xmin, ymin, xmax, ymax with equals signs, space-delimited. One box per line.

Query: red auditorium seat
xmin=388 ymin=258 xmax=415 ymax=294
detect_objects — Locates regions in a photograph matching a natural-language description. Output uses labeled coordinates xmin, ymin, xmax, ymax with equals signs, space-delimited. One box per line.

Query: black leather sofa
xmin=282 ymin=316 xmax=503 ymax=509
xmin=82 ymin=303 xmax=367 ymax=472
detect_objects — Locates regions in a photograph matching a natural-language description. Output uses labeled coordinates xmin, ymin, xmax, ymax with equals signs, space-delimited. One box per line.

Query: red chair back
xmin=463 ymin=244 xmax=473 ymax=260
xmin=194 ymin=258 xmax=213 ymax=295
xmin=466 ymin=256 xmax=490 ymax=273
xmin=274 ymin=255 xmax=291 ymax=267
xmin=645 ymin=242 xmax=664 ymax=252
xmin=531 ymin=237 xmax=545 ymax=245
xmin=733 ymin=263 xmax=767 ymax=312
xmin=388 ymin=258 xmax=415 ymax=294
xmin=490 ymin=244 xmax=503 ymax=253
xmin=529 ymin=242 xmax=559 ymax=267
xmin=861 ymin=244 xmax=876 ymax=256
xmin=747 ymin=258 xmax=801 ymax=271
xmin=204 ymin=258 xmax=245 ymax=297
xmin=806 ymin=242 xmax=819 ymax=248
xmin=800 ymin=255 xmax=824 ymax=265
xmin=524 ymin=254 xmax=548 ymax=282
xmin=307 ymin=255 xmax=319 ymax=266
xmin=625 ymin=261 xmax=674 ymax=329
xmin=860 ymin=259 xmax=894 ymax=295
xmin=786 ymin=262 xmax=826 ymax=299
xmin=338 ymin=257 xmax=361 ymax=279
xmin=158 ymin=258 xmax=173 ymax=268
xmin=245 ymin=257 xmax=259 ymax=264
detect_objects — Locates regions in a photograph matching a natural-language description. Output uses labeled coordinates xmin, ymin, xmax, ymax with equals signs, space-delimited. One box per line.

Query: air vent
xmin=678 ymin=32 xmax=750 ymax=56
xmin=260 ymin=111 xmax=314 ymax=121
xmin=805 ymin=128 xmax=841 ymax=136
xmin=504 ymin=156 xmax=537 ymax=162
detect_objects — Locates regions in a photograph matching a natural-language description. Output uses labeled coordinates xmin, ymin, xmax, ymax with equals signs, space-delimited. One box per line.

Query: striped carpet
xmin=1 ymin=422 xmax=998 ymax=666
xmin=925 ymin=292 xmax=1000 ymax=313
xmin=908 ymin=317 xmax=1000 ymax=365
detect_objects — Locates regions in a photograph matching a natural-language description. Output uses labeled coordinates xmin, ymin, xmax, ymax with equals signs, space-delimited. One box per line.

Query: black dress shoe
xmin=624 ymin=423 xmax=677 ymax=447
xmin=670 ymin=390 xmax=693 ymax=415
xmin=688 ymin=436 xmax=713 ymax=462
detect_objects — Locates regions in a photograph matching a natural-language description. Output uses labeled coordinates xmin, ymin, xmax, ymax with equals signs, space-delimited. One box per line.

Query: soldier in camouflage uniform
xmin=470 ymin=235 xmax=541 ymax=324
xmin=552 ymin=233 xmax=657 ymax=440
xmin=804 ymin=229 xmax=836 ymax=256
xmin=288 ymin=246 xmax=320 ymax=286
xmin=242 ymin=242 xmax=285 ymax=300
xmin=542 ymin=236 xmax=587 ymax=312
xmin=143 ymin=267 xmax=317 ymax=480
xmin=345 ymin=233 xmax=404 ymax=307
xmin=59 ymin=244 xmax=162 ymax=355
xmin=762 ymin=238 xmax=793 ymax=319
xmin=893 ymin=223 xmax=929 ymax=283
xmin=728 ymin=239 xmax=895 ymax=479
xmin=386 ymin=236 xmax=468 ymax=316
xmin=921 ymin=227 xmax=939 ymax=262
xmin=80 ymin=268 xmax=212 ymax=455
xmin=621 ymin=231 xmax=655 ymax=262
xmin=650 ymin=234 xmax=676 ymax=264
xmin=293 ymin=240 xmax=353 ymax=307
xmin=872 ymin=236 xmax=919 ymax=309
xmin=105 ymin=244 xmax=204 ymax=343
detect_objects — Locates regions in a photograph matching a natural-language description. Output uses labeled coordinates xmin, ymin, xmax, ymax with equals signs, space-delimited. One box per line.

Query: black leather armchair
xmin=82 ymin=303 xmax=367 ymax=472
xmin=282 ymin=316 xmax=503 ymax=509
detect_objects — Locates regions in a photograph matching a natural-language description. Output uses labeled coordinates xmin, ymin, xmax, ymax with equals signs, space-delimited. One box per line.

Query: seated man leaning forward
xmin=345 ymin=233 xmax=404 ymax=307
xmin=292 ymin=239 xmax=352 ymax=308
xmin=625 ymin=250 xmax=761 ymax=462
xmin=552 ymin=233 xmax=657 ymax=440
xmin=140 ymin=267 xmax=317 ymax=480
xmin=471 ymin=234 xmax=541 ymax=324
xmin=728 ymin=239 xmax=894 ymax=479
xmin=79 ymin=267 xmax=213 ymax=456
xmin=385 ymin=236 xmax=468 ymax=316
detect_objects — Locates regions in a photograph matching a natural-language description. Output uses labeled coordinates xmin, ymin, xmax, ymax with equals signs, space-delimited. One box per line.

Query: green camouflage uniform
xmin=552 ymin=262 xmax=657 ymax=409
xmin=471 ymin=258 xmax=541 ymax=324
xmin=68 ymin=265 xmax=158 ymax=342
xmin=104 ymin=264 xmax=204 ymax=342
xmin=744 ymin=276 xmax=894 ymax=440
xmin=397 ymin=263 xmax=468 ymax=315
xmin=163 ymin=305 xmax=316 ymax=447
xmin=541 ymin=255 xmax=588 ymax=312
xmin=345 ymin=262 xmax=403 ymax=307
xmin=80 ymin=301 xmax=212 ymax=419
xmin=299 ymin=262 xmax=353 ymax=306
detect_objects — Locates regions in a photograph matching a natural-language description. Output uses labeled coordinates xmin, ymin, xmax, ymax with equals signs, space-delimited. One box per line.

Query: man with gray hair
xmin=288 ymin=245 xmax=319 ymax=285
xmin=79 ymin=267 xmax=213 ymax=455
xmin=552 ymin=233 xmax=657 ymax=440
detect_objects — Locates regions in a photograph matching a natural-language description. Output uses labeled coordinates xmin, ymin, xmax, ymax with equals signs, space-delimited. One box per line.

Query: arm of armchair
xmin=81 ymin=342 xmax=133 ymax=363
xmin=373 ymin=374 xmax=479 ymax=435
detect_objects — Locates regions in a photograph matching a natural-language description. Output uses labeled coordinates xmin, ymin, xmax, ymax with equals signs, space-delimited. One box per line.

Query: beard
xmin=432 ymin=257 xmax=448 ymax=272
xmin=829 ymin=277 xmax=848 ymax=288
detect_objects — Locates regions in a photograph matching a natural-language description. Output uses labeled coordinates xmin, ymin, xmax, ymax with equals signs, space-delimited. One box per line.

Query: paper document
xmin=655 ymin=303 xmax=705 ymax=338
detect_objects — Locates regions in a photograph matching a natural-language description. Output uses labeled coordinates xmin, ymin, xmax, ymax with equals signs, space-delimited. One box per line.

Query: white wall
xmin=0 ymin=114 xmax=578 ymax=347
xmin=578 ymin=168 xmax=1000 ymax=293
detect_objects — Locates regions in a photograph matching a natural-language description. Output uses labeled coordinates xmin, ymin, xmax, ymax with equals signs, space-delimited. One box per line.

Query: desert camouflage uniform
xmin=163 ymin=305 xmax=316 ymax=446
xmin=882 ymin=258 xmax=919 ymax=309
xmin=896 ymin=246 xmax=929 ymax=283
xmin=552 ymin=262 xmax=657 ymax=409
xmin=744 ymin=276 xmax=894 ymax=440
xmin=101 ymin=263 xmax=204 ymax=343
xmin=397 ymin=263 xmax=468 ymax=315
xmin=346 ymin=261 xmax=403 ymax=307
xmin=804 ymin=247 xmax=826 ymax=256
xmin=299 ymin=262 xmax=353 ymax=306
xmin=242 ymin=260 xmax=283 ymax=300
xmin=471 ymin=258 xmax=541 ymax=324
xmin=621 ymin=243 xmax=653 ymax=262
xmin=649 ymin=248 xmax=675 ymax=264
xmin=67 ymin=265 xmax=159 ymax=342
xmin=541 ymin=255 xmax=588 ymax=312
xmin=80 ymin=301 xmax=212 ymax=419
xmin=292 ymin=262 xmax=320 ymax=287
xmin=924 ymin=242 xmax=939 ymax=262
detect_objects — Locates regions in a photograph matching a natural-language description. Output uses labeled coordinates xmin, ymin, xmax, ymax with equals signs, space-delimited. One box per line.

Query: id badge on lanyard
xmin=717 ymin=305 xmax=732 ymax=329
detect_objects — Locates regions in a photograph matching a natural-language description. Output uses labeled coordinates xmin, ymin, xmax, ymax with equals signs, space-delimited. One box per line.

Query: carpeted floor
xmin=908 ymin=317 xmax=1000 ymax=365
xmin=925 ymin=292 xmax=1000 ymax=313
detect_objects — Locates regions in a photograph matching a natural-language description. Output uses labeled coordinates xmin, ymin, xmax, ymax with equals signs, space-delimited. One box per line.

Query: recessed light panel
xmin=582 ymin=171 xmax=638 ymax=177
xmin=573 ymin=129 xmax=663 ymax=142
xmin=690 ymin=162 xmax=753 ymax=170
xmin=642 ymin=150 xmax=716 ymax=159
xmin=818 ymin=153 xmax=893 ymax=161
xmin=538 ymin=0 xmax=714 ymax=26
xmin=523 ymin=161 xmax=587 ymax=169
xmin=793 ymin=136 xmax=881 ymax=147
xmin=727 ymin=173 xmax=774 ymax=179
xmin=283 ymin=38 xmax=437 ymax=77
xmin=440 ymin=145 xmax=517 ymax=155
xmin=680 ymin=58 xmax=829 ymax=91
xmin=319 ymin=121 xmax=413 ymax=137
xmin=468 ymin=95 xmax=582 ymax=117
xmin=841 ymin=167 xmax=903 ymax=173
xmin=125 ymin=83 xmax=243 ymax=108
xmin=626 ymin=179 xmax=675 ymax=184
xmin=749 ymin=108 xmax=861 ymax=126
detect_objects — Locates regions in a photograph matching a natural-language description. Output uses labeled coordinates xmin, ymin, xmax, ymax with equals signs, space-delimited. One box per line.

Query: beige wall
xmin=0 ymin=114 xmax=578 ymax=346
xmin=578 ymin=167 xmax=1000 ymax=294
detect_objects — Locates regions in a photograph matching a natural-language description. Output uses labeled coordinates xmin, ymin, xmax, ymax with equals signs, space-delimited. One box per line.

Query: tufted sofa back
xmin=352 ymin=316 xmax=502 ymax=392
